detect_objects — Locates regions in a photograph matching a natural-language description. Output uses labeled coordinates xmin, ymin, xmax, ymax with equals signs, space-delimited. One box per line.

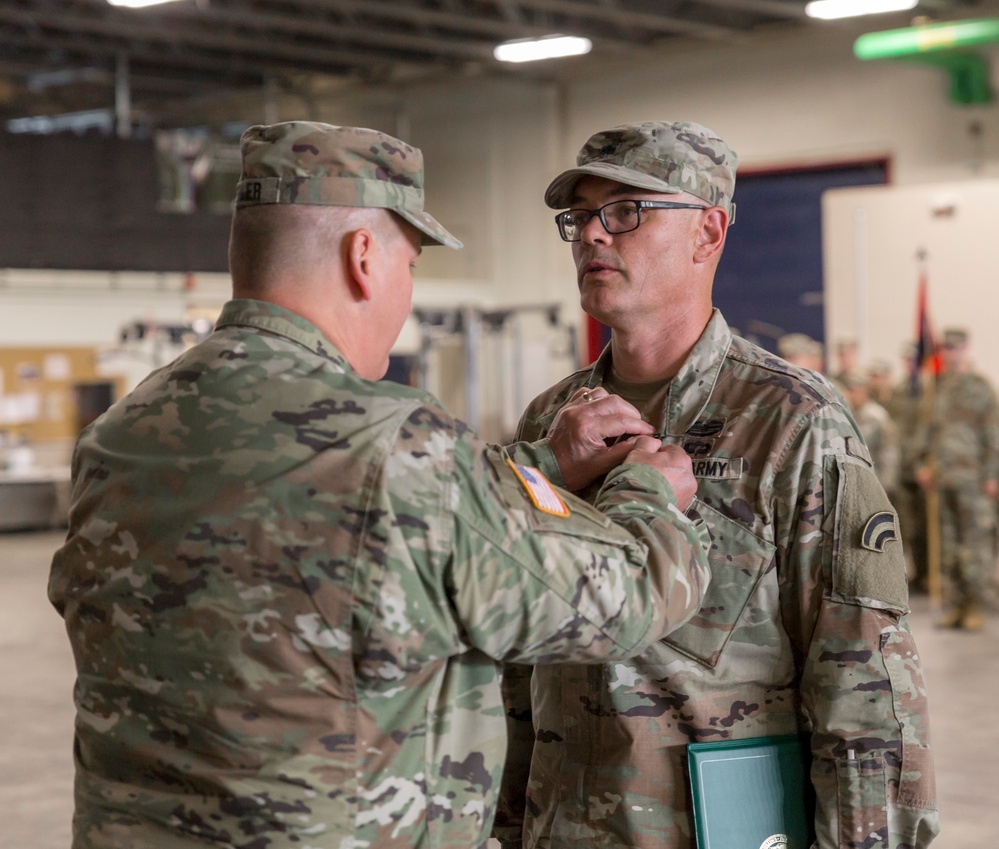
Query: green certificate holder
xmin=687 ymin=734 xmax=816 ymax=849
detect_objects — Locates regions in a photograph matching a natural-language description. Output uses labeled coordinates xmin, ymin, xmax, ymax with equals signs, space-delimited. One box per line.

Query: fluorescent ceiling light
xmin=106 ymin=0 xmax=184 ymax=7
xmin=805 ymin=0 xmax=917 ymax=19
xmin=494 ymin=35 xmax=592 ymax=63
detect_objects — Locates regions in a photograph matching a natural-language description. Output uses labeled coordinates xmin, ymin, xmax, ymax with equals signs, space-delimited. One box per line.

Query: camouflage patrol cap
xmin=942 ymin=327 xmax=969 ymax=348
xmin=544 ymin=121 xmax=738 ymax=223
xmin=235 ymin=121 xmax=462 ymax=249
xmin=841 ymin=372 xmax=868 ymax=391
xmin=868 ymin=358 xmax=892 ymax=376
xmin=778 ymin=332 xmax=821 ymax=359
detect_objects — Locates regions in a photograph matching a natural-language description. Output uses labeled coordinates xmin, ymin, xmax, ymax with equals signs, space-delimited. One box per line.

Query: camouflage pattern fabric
xmin=496 ymin=310 xmax=938 ymax=849
xmin=543 ymin=121 xmax=738 ymax=222
xmin=48 ymin=299 xmax=711 ymax=849
xmin=916 ymin=370 xmax=999 ymax=606
xmin=235 ymin=121 xmax=461 ymax=249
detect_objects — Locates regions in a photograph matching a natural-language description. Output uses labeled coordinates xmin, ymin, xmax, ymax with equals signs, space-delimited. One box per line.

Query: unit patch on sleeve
xmin=861 ymin=511 xmax=899 ymax=552
xmin=506 ymin=459 xmax=570 ymax=517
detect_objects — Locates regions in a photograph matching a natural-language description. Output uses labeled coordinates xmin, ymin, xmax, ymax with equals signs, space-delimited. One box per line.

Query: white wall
xmin=823 ymin=178 xmax=999 ymax=388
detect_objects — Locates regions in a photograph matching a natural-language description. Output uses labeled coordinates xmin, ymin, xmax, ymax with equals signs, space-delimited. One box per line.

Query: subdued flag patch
xmin=507 ymin=459 xmax=570 ymax=518
xmin=862 ymin=511 xmax=898 ymax=552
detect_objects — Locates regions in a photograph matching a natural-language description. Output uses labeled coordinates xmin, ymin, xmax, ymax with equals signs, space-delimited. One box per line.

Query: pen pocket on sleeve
xmin=837 ymin=752 xmax=888 ymax=849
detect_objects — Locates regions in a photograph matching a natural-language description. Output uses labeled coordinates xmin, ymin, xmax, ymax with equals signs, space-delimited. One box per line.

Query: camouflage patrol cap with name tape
xmin=235 ymin=121 xmax=462 ymax=250
xmin=544 ymin=121 xmax=738 ymax=223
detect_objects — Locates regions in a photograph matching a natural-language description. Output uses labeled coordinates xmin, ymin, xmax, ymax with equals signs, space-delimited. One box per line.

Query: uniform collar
xmin=589 ymin=309 xmax=732 ymax=436
xmin=214 ymin=298 xmax=353 ymax=372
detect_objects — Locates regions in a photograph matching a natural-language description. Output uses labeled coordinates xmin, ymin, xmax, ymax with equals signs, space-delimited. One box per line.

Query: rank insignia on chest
xmin=692 ymin=457 xmax=744 ymax=480
xmin=685 ymin=418 xmax=727 ymax=438
xmin=507 ymin=459 xmax=570 ymax=517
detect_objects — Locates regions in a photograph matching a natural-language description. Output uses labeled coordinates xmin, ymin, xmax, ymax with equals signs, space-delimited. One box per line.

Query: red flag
xmin=910 ymin=268 xmax=940 ymax=396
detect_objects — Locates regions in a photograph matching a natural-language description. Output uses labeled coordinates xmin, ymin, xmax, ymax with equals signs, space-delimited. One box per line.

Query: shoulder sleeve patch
xmin=506 ymin=459 xmax=570 ymax=518
xmin=833 ymin=460 xmax=908 ymax=611
xmin=861 ymin=511 xmax=899 ymax=552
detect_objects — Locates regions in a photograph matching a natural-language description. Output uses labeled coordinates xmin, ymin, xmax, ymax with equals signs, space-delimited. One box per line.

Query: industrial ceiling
xmin=0 ymin=0 xmax=986 ymax=132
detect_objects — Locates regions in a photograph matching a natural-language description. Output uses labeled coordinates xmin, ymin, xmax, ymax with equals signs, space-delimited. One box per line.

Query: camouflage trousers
xmin=937 ymin=484 xmax=998 ymax=605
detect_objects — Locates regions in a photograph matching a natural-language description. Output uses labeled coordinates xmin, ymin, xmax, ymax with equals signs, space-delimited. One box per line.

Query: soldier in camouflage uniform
xmin=48 ymin=121 xmax=713 ymax=849
xmin=842 ymin=372 xmax=901 ymax=503
xmin=886 ymin=344 xmax=930 ymax=593
xmin=914 ymin=328 xmax=999 ymax=630
xmin=495 ymin=121 xmax=938 ymax=849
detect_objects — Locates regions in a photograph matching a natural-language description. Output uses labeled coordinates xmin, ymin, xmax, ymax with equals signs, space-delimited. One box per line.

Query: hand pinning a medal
xmin=545 ymin=386 xmax=696 ymax=509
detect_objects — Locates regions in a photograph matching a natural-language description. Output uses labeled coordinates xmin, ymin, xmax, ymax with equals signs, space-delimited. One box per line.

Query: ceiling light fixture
xmin=805 ymin=0 xmax=917 ymax=20
xmin=494 ymin=34 xmax=592 ymax=63
xmin=106 ymin=0 xmax=185 ymax=8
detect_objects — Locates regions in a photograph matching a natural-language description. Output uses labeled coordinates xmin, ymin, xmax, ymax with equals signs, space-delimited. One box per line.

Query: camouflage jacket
xmin=916 ymin=370 xmax=999 ymax=489
xmin=496 ymin=311 xmax=938 ymax=849
xmin=48 ymin=299 xmax=711 ymax=849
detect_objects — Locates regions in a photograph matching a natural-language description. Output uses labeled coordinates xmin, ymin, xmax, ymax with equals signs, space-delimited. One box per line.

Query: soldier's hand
xmin=624 ymin=438 xmax=697 ymax=511
xmin=547 ymin=387 xmax=654 ymax=491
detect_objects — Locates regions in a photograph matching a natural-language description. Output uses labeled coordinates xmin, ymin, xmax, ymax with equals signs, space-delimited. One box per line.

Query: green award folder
xmin=687 ymin=734 xmax=815 ymax=849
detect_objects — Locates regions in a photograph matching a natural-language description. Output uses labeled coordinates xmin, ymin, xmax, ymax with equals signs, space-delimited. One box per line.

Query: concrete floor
xmin=2 ymin=528 xmax=996 ymax=848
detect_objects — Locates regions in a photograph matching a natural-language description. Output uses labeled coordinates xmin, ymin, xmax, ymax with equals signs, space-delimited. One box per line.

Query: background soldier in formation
xmin=842 ymin=372 xmax=901 ymax=503
xmin=777 ymin=331 xmax=825 ymax=373
xmin=885 ymin=343 xmax=932 ymax=594
xmin=915 ymin=328 xmax=999 ymax=630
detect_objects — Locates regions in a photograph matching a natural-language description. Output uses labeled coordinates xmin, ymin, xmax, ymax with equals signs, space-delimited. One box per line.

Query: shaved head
xmin=229 ymin=204 xmax=400 ymax=298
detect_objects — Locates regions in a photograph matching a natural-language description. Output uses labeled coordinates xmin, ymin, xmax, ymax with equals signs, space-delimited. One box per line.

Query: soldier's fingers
xmin=629 ymin=435 xmax=663 ymax=454
xmin=577 ymin=394 xmax=654 ymax=441
xmin=571 ymin=386 xmax=608 ymax=406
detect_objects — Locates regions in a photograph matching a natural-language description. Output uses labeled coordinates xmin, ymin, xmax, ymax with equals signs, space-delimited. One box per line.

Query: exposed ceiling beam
xmin=0 ymin=8 xmax=421 ymax=72
xmin=303 ymin=0 xmax=737 ymax=41
xmin=507 ymin=0 xmax=745 ymax=40
xmin=282 ymin=0 xmax=561 ymax=39
xmin=690 ymin=0 xmax=809 ymax=18
xmin=153 ymin=5 xmax=497 ymax=62
xmin=0 ymin=26 xmax=344 ymax=84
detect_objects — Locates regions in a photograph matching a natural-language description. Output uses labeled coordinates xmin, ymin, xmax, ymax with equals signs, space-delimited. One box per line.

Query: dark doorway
xmin=714 ymin=161 xmax=889 ymax=352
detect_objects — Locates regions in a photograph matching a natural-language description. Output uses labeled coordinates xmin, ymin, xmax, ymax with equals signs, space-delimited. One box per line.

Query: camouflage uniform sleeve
xmin=774 ymin=403 xmax=939 ymax=849
xmin=505 ymin=438 xmax=567 ymax=489
xmin=490 ymin=446 xmax=711 ymax=847
xmin=446 ymin=424 xmax=710 ymax=663
xmin=497 ymin=396 xmax=623 ymax=848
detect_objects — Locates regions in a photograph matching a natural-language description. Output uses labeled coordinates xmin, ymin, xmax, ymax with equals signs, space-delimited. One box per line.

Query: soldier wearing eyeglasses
xmin=495 ymin=122 xmax=938 ymax=849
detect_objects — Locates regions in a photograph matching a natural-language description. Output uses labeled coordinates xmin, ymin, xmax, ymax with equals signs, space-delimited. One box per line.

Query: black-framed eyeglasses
xmin=555 ymin=199 xmax=708 ymax=242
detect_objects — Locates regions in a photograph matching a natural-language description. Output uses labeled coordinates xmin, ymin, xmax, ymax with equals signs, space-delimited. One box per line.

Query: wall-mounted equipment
xmin=854 ymin=18 xmax=999 ymax=104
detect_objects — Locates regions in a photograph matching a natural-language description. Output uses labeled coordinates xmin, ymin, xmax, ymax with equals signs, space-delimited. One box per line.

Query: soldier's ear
xmin=693 ymin=207 xmax=728 ymax=264
xmin=345 ymin=227 xmax=378 ymax=301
